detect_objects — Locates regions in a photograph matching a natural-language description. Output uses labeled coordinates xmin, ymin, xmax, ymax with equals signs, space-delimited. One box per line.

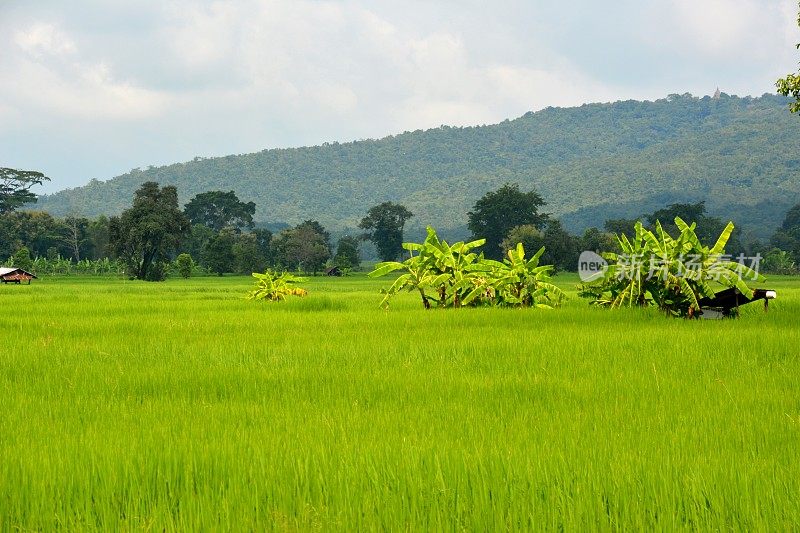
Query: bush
xmin=12 ymin=247 xmax=33 ymax=272
xmin=579 ymin=217 xmax=764 ymax=317
xmin=175 ymin=253 xmax=194 ymax=279
xmin=144 ymin=261 xmax=167 ymax=282
xmin=247 ymin=270 xmax=308 ymax=302
xmin=761 ymin=248 xmax=797 ymax=275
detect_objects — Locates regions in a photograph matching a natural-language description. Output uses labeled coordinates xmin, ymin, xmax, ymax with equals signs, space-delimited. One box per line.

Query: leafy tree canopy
xmin=776 ymin=2 xmax=800 ymax=113
xmin=109 ymin=182 xmax=188 ymax=281
xmin=468 ymin=183 xmax=548 ymax=259
xmin=334 ymin=235 xmax=361 ymax=270
xmin=781 ymin=203 xmax=800 ymax=231
xmin=295 ymin=220 xmax=331 ymax=251
xmin=272 ymin=222 xmax=331 ymax=274
xmin=184 ymin=190 xmax=255 ymax=232
xmin=203 ymin=229 xmax=236 ymax=276
xmin=0 ymin=167 xmax=49 ymax=214
xmin=359 ymin=202 xmax=413 ymax=261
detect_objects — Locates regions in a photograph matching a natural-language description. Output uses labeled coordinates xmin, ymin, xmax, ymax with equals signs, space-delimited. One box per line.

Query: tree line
xmin=2 ymin=166 xmax=799 ymax=279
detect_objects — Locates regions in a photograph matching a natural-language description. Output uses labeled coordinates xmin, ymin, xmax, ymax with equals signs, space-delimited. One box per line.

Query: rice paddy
xmin=1 ymin=274 xmax=798 ymax=530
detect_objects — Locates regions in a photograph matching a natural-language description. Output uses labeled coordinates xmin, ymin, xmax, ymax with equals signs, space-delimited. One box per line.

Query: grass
xmin=1 ymin=273 xmax=798 ymax=530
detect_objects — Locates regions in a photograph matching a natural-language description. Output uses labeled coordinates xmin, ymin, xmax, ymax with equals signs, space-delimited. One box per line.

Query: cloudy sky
xmin=1 ymin=0 xmax=798 ymax=193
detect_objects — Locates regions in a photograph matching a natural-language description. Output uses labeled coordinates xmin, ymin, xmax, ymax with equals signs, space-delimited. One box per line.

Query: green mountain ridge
xmin=35 ymin=92 xmax=800 ymax=239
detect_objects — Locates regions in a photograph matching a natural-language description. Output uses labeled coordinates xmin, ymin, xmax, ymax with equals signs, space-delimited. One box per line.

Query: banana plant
xmin=369 ymin=226 xmax=564 ymax=310
xmin=481 ymin=243 xmax=565 ymax=308
xmin=369 ymin=227 xmax=482 ymax=309
xmin=580 ymin=217 xmax=764 ymax=317
xmin=247 ymin=270 xmax=308 ymax=302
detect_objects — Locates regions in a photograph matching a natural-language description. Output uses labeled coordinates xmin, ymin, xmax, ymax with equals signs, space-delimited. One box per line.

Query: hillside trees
xmin=31 ymin=94 xmax=800 ymax=239
xmin=359 ymin=202 xmax=413 ymax=261
xmin=468 ymin=183 xmax=549 ymax=259
xmin=109 ymin=182 xmax=188 ymax=280
xmin=0 ymin=167 xmax=49 ymax=214
xmin=776 ymin=2 xmax=800 ymax=113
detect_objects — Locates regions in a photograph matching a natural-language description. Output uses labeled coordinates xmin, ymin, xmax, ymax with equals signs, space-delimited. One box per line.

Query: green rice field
xmin=1 ymin=274 xmax=798 ymax=530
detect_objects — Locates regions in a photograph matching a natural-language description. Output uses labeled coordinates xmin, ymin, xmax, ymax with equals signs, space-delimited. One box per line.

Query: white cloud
xmin=14 ymin=22 xmax=77 ymax=57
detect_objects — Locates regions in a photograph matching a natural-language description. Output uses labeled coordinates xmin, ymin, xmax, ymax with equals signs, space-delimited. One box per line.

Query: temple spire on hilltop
xmin=713 ymin=87 xmax=721 ymax=99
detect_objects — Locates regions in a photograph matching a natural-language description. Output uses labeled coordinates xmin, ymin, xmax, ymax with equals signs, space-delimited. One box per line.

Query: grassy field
xmin=1 ymin=273 xmax=798 ymax=530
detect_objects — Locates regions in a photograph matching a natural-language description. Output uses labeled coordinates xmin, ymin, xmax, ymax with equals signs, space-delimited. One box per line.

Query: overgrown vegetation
xmin=247 ymin=270 xmax=308 ymax=302
xmin=579 ymin=218 xmax=763 ymax=317
xmin=369 ymin=227 xmax=564 ymax=309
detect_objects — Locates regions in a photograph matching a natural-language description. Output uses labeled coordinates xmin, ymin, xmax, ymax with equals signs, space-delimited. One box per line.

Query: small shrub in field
xmin=761 ymin=248 xmax=797 ymax=275
xmin=247 ymin=270 xmax=308 ymax=302
xmin=175 ymin=253 xmax=194 ymax=279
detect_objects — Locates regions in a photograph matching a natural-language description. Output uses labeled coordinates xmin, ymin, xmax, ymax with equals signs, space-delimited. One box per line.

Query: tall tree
xmin=184 ymin=190 xmax=256 ymax=232
xmin=540 ymin=219 xmax=579 ymax=272
xmin=580 ymin=227 xmax=618 ymax=254
xmin=646 ymin=201 xmax=743 ymax=253
xmin=334 ymin=235 xmax=361 ymax=269
xmin=203 ymin=229 xmax=236 ymax=276
xmin=63 ymin=215 xmax=90 ymax=261
xmin=776 ymin=2 xmax=800 ymax=113
xmin=252 ymin=228 xmax=273 ymax=265
xmin=646 ymin=201 xmax=707 ymax=226
xmin=359 ymin=202 xmax=413 ymax=261
xmin=0 ymin=167 xmax=50 ymax=214
xmin=467 ymin=183 xmax=548 ymax=259
xmin=781 ymin=203 xmax=800 ymax=231
xmin=110 ymin=182 xmax=188 ymax=281
xmin=272 ymin=223 xmax=330 ymax=274
xmin=232 ymin=233 xmax=268 ymax=274
xmin=86 ymin=216 xmax=111 ymax=260
xmin=295 ymin=220 xmax=331 ymax=251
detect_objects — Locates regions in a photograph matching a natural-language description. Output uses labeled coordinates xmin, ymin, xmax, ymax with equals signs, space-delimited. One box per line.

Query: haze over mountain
xmin=35 ymin=93 xmax=800 ymax=239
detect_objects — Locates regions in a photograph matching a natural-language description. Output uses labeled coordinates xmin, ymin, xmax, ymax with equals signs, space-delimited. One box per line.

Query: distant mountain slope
xmin=36 ymin=93 xmax=800 ymax=238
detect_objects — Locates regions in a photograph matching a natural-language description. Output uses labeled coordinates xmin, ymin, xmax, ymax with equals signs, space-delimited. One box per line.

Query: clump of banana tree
xmin=247 ymin=270 xmax=308 ymax=302
xmin=368 ymin=226 xmax=564 ymax=309
xmin=482 ymin=243 xmax=565 ymax=309
xmin=579 ymin=217 xmax=763 ymax=317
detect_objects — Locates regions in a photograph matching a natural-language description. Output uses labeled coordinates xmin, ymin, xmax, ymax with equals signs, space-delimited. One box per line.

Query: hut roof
xmin=0 ymin=267 xmax=37 ymax=278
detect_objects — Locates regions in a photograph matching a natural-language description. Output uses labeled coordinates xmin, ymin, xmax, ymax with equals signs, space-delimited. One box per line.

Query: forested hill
xmin=36 ymin=93 xmax=800 ymax=238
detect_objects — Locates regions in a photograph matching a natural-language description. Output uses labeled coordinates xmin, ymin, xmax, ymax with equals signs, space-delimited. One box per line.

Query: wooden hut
xmin=0 ymin=267 xmax=37 ymax=284
xmin=325 ymin=266 xmax=343 ymax=277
